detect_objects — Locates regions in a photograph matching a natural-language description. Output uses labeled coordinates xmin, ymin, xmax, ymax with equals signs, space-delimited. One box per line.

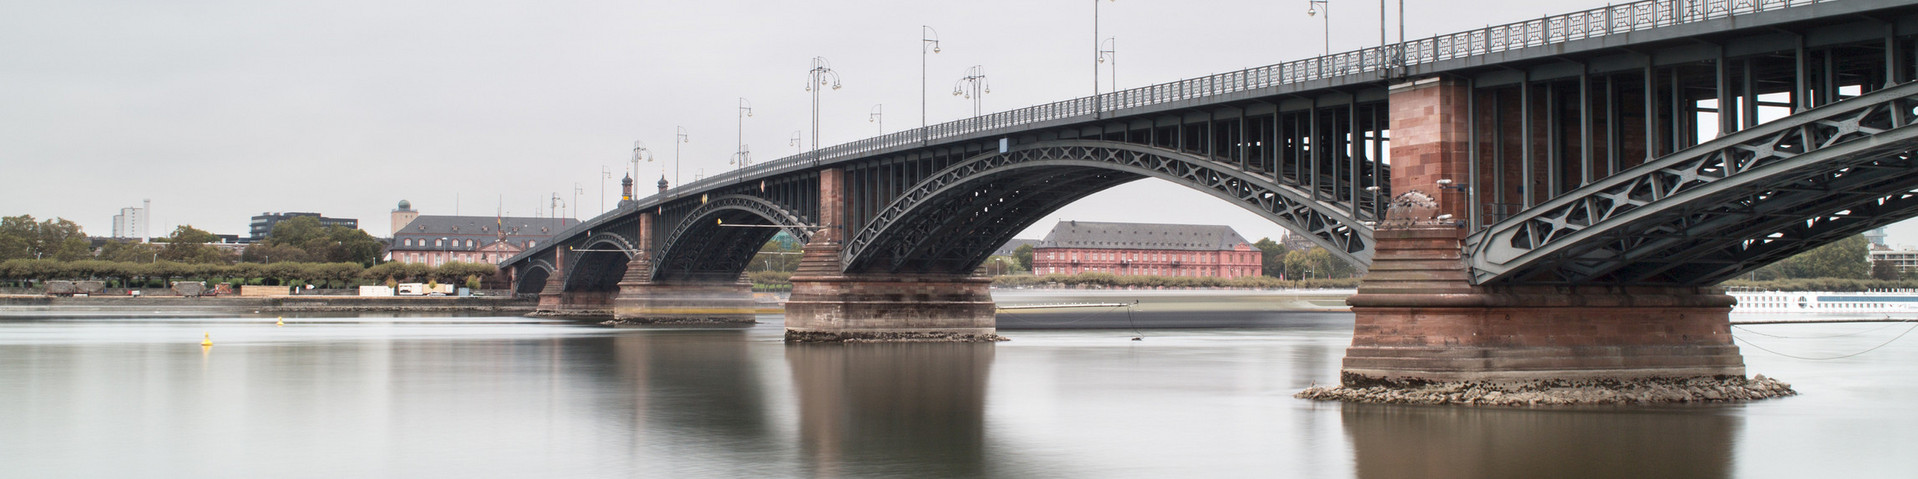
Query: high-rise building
xmin=111 ymin=199 xmax=150 ymax=241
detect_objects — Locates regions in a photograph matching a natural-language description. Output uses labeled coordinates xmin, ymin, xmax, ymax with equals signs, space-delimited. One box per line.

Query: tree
xmin=0 ymin=216 xmax=33 ymax=261
xmin=157 ymin=225 xmax=228 ymax=264
xmin=248 ymin=216 xmax=382 ymax=266
xmin=241 ymin=242 xmax=312 ymax=264
xmin=1872 ymin=259 xmax=1901 ymax=281
xmin=1013 ymin=244 xmax=1034 ymax=272
xmin=98 ymin=240 xmax=161 ymax=263
xmin=750 ymin=238 xmax=802 ymax=272
xmin=1252 ymin=237 xmax=1289 ymax=278
xmin=1282 ymin=250 xmax=1308 ymax=279
xmin=0 ymin=216 xmax=92 ymax=261
xmin=1793 ymin=235 xmax=1869 ymax=279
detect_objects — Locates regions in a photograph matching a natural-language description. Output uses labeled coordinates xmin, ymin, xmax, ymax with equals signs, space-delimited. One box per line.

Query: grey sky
xmin=10 ymin=0 xmax=1918 ymax=247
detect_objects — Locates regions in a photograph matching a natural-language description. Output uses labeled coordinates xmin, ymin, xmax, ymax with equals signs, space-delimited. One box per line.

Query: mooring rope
xmin=1732 ymin=321 xmax=1918 ymax=361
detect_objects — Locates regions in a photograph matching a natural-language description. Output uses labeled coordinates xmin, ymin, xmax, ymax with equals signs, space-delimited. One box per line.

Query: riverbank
xmin=0 ymin=294 xmax=535 ymax=315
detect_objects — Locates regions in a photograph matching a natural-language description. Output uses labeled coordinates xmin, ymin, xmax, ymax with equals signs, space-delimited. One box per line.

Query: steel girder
xmin=514 ymin=259 xmax=556 ymax=294
xmin=1466 ymin=81 xmax=1918 ymax=285
xmin=841 ymin=140 xmax=1375 ymax=274
xmin=651 ymin=194 xmax=815 ymax=283
xmin=561 ymin=233 xmax=642 ymax=292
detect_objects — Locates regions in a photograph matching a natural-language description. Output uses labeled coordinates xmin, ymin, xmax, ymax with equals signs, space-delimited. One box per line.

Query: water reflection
xmin=787 ymin=342 xmax=995 ymax=478
xmin=1343 ymin=404 xmax=1738 ymax=479
xmin=595 ymin=330 xmax=780 ymax=475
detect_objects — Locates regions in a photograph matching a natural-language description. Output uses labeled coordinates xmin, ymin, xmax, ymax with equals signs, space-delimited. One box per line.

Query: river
xmin=2 ymin=292 xmax=1914 ymax=478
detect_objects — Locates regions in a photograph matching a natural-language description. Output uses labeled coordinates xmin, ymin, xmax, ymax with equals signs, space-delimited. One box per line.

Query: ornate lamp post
xmin=1098 ymin=37 xmax=1116 ymax=95
xmin=952 ymin=65 xmax=990 ymax=117
xmin=806 ymin=57 xmax=842 ymax=166
xmin=869 ymin=104 xmax=883 ymax=135
xmin=1094 ymin=0 xmax=1114 ymax=97
xmin=790 ymin=130 xmax=802 ymax=154
xmin=922 ymin=26 xmax=941 ymax=129
xmin=673 ymin=127 xmax=690 ymax=188
xmin=1307 ymin=0 xmax=1329 ymax=56
xmin=631 ymin=140 xmax=653 ymax=193
xmin=735 ymin=97 xmax=753 ymax=174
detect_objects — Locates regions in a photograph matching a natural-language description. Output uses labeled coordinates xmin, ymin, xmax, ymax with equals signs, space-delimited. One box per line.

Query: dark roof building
xmin=993 ymin=238 xmax=1041 ymax=256
xmin=1032 ymin=221 xmax=1262 ymax=279
xmin=387 ymin=215 xmax=572 ymax=266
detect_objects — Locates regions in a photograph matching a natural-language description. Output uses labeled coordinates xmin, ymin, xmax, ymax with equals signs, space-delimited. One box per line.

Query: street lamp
xmin=869 ymin=104 xmax=883 ymax=135
xmin=806 ymin=56 xmax=842 ymax=166
xmin=631 ymin=140 xmax=653 ymax=192
xmin=1094 ymin=0 xmax=1115 ymax=98
xmin=599 ymin=165 xmax=611 ymax=212
xmin=1306 ymin=0 xmax=1328 ymax=56
xmin=789 ymin=130 xmax=802 ymax=154
xmin=952 ymin=65 xmax=990 ymax=117
xmin=736 ymin=97 xmax=752 ymax=166
xmin=922 ymin=25 xmax=941 ymax=130
xmin=674 ymin=126 xmax=690 ymax=187
xmin=1098 ymin=37 xmax=1116 ymax=96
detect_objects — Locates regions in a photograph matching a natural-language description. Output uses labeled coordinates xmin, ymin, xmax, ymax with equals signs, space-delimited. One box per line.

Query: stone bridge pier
xmin=1340 ymin=77 xmax=1744 ymax=386
xmin=783 ymin=168 xmax=1000 ymax=342
xmin=613 ymin=212 xmax=757 ymax=325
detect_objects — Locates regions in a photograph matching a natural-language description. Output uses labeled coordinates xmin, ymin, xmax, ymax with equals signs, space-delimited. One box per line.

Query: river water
xmin=2 ymin=295 xmax=1915 ymax=478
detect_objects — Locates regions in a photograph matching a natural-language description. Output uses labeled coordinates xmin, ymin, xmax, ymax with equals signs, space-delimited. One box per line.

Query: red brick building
xmin=1030 ymin=221 xmax=1262 ymax=278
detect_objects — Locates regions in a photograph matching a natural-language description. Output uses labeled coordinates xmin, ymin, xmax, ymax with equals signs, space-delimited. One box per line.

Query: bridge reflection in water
xmin=1342 ymin=405 xmax=1737 ymax=479
xmin=787 ymin=342 xmax=995 ymax=478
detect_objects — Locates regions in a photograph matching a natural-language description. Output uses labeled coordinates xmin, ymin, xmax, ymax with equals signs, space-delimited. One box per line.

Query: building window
xmin=403 ymin=239 xmax=412 ymax=247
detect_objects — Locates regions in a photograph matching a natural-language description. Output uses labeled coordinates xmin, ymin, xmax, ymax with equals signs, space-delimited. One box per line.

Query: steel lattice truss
xmin=514 ymin=259 xmax=557 ymax=294
xmin=561 ymin=232 xmax=642 ymax=292
xmin=841 ymin=140 xmax=1373 ymax=274
xmin=652 ymin=195 xmax=815 ymax=282
xmin=1467 ymin=81 xmax=1918 ymax=285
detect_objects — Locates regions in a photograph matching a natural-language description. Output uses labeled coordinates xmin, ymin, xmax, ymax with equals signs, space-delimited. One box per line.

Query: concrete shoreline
xmin=0 ymin=294 xmax=536 ymax=314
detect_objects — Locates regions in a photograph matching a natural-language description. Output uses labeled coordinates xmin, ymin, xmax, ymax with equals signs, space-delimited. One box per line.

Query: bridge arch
xmin=1466 ymin=82 xmax=1918 ymax=285
xmin=840 ymin=140 xmax=1373 ymax=275
xmin=513 ymin=259 xmax=556 ymax=295
xmin=652 ymin=194 xmax=815 ymax=283
xmin=562 ymin=233 xmax=642 ymax=293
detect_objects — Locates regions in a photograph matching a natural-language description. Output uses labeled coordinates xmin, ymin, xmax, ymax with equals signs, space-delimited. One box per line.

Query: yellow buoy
xmin=276 ymin=317 xmax=284 ymax=327
xmin=201 ymin=332 xmax=213 ymax=347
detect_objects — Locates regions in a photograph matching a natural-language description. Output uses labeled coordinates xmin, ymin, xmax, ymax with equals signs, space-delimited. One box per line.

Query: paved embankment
xmin=0 ymin=295 xmax=535 ymax=315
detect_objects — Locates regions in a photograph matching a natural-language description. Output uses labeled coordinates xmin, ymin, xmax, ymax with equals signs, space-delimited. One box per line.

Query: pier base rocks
xmin=1295 ymin=375 xmax=1796 ymax=406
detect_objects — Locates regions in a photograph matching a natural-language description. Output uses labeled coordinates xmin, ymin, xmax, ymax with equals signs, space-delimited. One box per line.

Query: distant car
xmin=426 ymin=292 xmax=446 ymax=296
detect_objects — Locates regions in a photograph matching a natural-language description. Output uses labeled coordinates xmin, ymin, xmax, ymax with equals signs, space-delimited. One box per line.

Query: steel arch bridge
xmin=505 ymin=0 xmax=1918 ymax=304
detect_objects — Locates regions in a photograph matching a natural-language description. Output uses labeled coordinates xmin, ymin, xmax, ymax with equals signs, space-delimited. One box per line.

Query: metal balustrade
xmin=663 ymin=0 xmax=1827 ymax=199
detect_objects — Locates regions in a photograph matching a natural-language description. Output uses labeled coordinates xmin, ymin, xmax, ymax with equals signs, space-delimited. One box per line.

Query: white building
xmin=112 ymin=199 xmax=149 ymax=241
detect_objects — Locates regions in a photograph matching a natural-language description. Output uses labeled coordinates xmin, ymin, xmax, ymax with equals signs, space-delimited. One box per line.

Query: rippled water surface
xmin=2 ymin=300 xmax=1914 ymax=478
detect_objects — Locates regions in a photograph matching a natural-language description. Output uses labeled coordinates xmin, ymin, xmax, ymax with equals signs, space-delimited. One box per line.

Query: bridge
xmin=505 ymin=0 xmax=1918 ymax=385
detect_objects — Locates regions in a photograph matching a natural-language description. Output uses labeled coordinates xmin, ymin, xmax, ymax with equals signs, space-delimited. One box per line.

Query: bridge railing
xmin=670 ymin=0 xmax=1830 ymax=201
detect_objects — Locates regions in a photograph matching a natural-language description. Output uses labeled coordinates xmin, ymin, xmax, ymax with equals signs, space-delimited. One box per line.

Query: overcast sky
xmin=9 ymin=0 xmax=1918 ymax=247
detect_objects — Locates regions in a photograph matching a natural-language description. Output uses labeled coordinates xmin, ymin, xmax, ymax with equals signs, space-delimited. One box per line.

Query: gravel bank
xmin=1296 ymin=375 xmax=1797 ymax=406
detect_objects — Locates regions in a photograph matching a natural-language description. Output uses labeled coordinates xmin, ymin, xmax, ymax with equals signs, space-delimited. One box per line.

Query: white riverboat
xmin=1730 ymin=291 xmax=1918 ymax=314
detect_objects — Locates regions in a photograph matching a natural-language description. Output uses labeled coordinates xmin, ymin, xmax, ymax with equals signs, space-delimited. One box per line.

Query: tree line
xmin=1 ymin=214 xmax=490 ymax=289
xmin=0 ymin=259 xmax=499 ymax=289
xmin=1 ymin=214 xmax=384 ymax=266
